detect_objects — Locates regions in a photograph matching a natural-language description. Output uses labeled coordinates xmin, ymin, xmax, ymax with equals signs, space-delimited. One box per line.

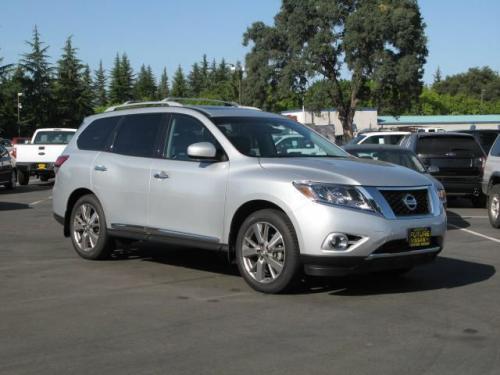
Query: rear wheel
xmin=40 ymin=175 xmax=49 ymax=182
xmin=471 ymin=193 xmax=487 ymax=208
xmin=69 ymin=194 xmax=114 ymax=260
xmin=235 ymin=209 xmax=301 ymax=294
xmin=488 ymin=185 xmax=500 ymax=228
xmin=4 ymin=170 xmax=16 ymax=190
xmin=18 ymin=169 xmax=29 ymax=185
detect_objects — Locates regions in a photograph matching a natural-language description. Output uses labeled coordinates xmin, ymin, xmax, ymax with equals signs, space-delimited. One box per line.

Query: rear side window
xmin=416 ymin=136 xmax=484 ymax=156
xmin=33 ymin=131 xmax=75 ymax=145
xmin=77 ymin=116 xmax=121 ymax=151
xmin=491 ymin=135 xmax=500 ymax=157
xmin=112 ymin=113 xmax=166 ymax=158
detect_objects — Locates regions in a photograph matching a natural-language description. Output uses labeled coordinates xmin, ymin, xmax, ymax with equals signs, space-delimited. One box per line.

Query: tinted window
xmin=491 ymin=135 xmax=500 ymax=157
xmin=416 ymin=136 xmax=484 ymax=156
xmin=213 ymin=117 xmax=347 ymax=158
xmin=33 ymin=131 xmax=75 ymax=144
xmin=77 ymin=116 xmax=121 ymax=151
xmin=165 ymin=115 xmax=222 ymax=161
xmin=363 ymin=135 xmax=385 ymax=144
xmin=113 ymin=113 xmax=165 ymax=157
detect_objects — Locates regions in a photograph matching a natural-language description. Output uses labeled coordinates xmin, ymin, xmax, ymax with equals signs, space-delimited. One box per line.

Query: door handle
xmin=94 ymin=165 xmax=107 ymax=172
xmin=153 ymin=171 xmax=169 ymax=179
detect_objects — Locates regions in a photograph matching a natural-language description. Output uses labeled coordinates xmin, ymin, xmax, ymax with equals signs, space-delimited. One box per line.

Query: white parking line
xmin=448 ymin=223 xmax=500 ymax=244
xmin=29 ymin=196 xmax=52 ymax=207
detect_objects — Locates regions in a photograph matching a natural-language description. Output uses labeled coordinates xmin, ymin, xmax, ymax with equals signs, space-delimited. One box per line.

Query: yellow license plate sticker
xmin=408 ymin=227 xmax=431 ymax=248
xmin=38 ymin=163 xmax=46 ymax=169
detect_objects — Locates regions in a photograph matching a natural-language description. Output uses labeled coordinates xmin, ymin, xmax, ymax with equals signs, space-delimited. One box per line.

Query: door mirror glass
xmin=427 ymin=165 xmax=439 ymax=174
xmin=187 ymin=142 xmax=217 ymax=159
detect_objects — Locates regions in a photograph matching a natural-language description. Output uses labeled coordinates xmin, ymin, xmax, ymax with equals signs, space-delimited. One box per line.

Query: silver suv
xmin=53 ymin=100 xmax=447 ymax=293
xmin=482 ymin=135 xmax=500 ymax=228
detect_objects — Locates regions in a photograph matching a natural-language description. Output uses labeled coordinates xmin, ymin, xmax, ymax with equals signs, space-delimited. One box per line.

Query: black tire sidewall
xmin=488 ymin=186 xmax=500 ymax=228
xmin=235 ymin=209 xmax=301 ymax=294
xmin=18 ymin=169 xmax=29 ymax=185
xmin=69 ymin=194 xmax=112 ymax=260
xmin=5 ymin=170 xmax=16 ymax=189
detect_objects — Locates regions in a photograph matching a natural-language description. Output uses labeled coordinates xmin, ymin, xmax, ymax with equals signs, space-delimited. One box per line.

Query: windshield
xmin=349 ymin=149 xmax=427 ymax=173
xmin=212 ymin=117 xmax=348 ymax=158
xmin=33 ymin=131 xmax=75 ymax=145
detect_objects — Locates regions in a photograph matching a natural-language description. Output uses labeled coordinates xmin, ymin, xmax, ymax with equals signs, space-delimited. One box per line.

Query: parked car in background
xmin=416 ymin=128 xmax=446 ymax=133
xmin=347 ymin=131 xmax=410 ymax=146
xmin=0 ymin=143 xmax=16 ymax=190
xmin=482 ymin=135 xmax=500 ymax=228
xmin=14 ymin=128 xmax=76 ymax=185
xmin=458 ymin=129 xmax=500 ymax=154
xmin=52 ymin=100 xmax=446 ymax=294
xmin=343 ymin=144 xmax=447 ymax=207
xmin=401 ymin=132 xmax=486 ymax=207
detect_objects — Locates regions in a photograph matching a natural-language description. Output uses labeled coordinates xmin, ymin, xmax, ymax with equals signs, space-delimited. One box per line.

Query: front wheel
xmin=488 ymin=186 xmax=500 ymax=228
xmin=235 ymin=209 xmax=301 ymax=294
xmin=69 ymin=194 xmax=114 ymax=260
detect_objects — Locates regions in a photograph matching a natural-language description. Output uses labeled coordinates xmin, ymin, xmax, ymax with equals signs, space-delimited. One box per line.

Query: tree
xmin=108 ymin=53 xmax=135 ymax=103
xmin=134 ymin=64 xmax=156 ymax=100
xmin=200 ymin=54 xmax=210 ymax=92
xmin=93 ymin=60 xmax=107 ymax=107
xmin=79 ymin=64 xmax=94 ymax=119
xmin=119 ymin=53 xmax=135 ymax=101
xmin=188 ymin=62 xmax=204 ymax=97
xmin=20 ymin=26 xmax=54 ymax=132
xmin=243 ymin=0 xmax=428 ymax=140
xmin=171 ymin=66 xmax=188 ymax=97
xmin=157 ymin=67 xmax=169 ymax=99
xmin=433 ymin=67 xmax=442 ymax=85
xmin=54 ymin=36 xmax=85 ymax=127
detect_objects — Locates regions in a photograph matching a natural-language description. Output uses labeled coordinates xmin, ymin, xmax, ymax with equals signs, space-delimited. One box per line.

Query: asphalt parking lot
xmin=1 ymin=180 xmax=499 ymax=375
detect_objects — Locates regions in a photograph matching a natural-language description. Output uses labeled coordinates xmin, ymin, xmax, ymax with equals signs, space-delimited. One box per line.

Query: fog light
xmin=330 ymin=233 xmax=349 ymax=250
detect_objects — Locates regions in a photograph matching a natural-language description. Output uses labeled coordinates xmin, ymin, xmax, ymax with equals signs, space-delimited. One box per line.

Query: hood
xmin=259 ymin=157 xmax=433 ymax=187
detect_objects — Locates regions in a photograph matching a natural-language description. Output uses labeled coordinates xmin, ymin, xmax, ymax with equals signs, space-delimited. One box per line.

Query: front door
xmin=148 ymin=114 xmax=229 ymax=243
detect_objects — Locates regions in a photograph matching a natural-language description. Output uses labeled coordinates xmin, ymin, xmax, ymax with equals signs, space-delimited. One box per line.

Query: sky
xmin=1 ymin=0 xmax=499 ymax=84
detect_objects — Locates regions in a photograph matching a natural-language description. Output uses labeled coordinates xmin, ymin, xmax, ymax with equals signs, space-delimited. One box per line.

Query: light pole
xmin=228 ymin=63 xmax=245 ymax=104
xmin=17 ymin=92 xmax=23 ymax=137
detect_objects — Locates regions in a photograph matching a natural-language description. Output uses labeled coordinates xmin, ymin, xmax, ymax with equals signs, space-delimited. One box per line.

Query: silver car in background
xmin=52 ymin=100 xmax=447 ymax=293
xmin=482 ymin=135 xmax=500 ymax=228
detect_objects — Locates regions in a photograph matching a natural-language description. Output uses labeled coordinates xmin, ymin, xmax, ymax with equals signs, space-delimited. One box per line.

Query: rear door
xmin=416 ymin=135 xmax=485 ymax=178
xmin=91 ymin=113 xmax=168 ymax=228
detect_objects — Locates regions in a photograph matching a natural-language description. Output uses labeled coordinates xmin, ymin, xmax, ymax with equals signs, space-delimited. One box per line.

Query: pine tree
xmin=188 ymin=62 xmax=204 ymax=97
xmin=120 ymin=53 xmax=135 ymax=101
xmin=20 ymin=26 xmax=54 ymax=131
xmin=54 ymin=36 xmax=84 ymax=127
xmin=157 ymin=67 xmax=169 ymax=99
xmin=433 ymin=66 xmax=442 ymax=86
xmin=79 ymin=64 xmax=94 ymax=118
xmin=93 ymin=60 xmax=107 ymax=107
xmin=109 ymin=53 xmax=122 ymax=104
xmin=171 ymin=66 xmax=188 ymax=97
xmin=134 ymin=64 xmax=156 ymax=100
xmin=200 ymin=54 xmax=210 ymax=92
xmin=208 ymin=59 xmax=217 ymax=90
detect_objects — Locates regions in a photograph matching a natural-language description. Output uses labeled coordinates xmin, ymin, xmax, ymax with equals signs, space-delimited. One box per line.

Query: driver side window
xmin=165 ymin=115 xmax=223 ymax=161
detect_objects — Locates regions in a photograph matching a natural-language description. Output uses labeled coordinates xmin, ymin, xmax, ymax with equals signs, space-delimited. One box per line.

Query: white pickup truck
xmin=14 ymin=128 xmax=76 ymax=185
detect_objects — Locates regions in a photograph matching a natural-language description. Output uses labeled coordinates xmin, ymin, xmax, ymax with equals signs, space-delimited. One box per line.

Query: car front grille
xmin=379 ymin=188 xmax=430 ymax=216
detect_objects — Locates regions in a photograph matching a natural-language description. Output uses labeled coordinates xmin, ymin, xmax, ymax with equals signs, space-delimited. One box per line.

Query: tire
xmin=235 ymin=209 xmax=301 ymax=294
xmin=471 ymin=193 xmax=487 ymax=208
xmin=4 ymin=170 xmax=16 ymax=190
xmin=40 ymin=175 xmax=49 ymax=182
xmin=17 ymin=169 xmax=29 ymax=185
xmin=488 ymin=185 xmax=500 ymax=228
xmin=69 ymin=194 xmax=114 ymax=260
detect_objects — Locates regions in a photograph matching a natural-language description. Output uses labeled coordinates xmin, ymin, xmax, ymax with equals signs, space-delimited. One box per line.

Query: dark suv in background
xmin=458 ymin=129 xmax=500 ymax=155
xmin=401 ymin=132 xmax=486 ymax=207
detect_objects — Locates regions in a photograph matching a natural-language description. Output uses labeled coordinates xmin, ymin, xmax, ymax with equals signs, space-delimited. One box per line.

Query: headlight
xmin=293 ymin=182 xmax=379 ymax=213
xmin=437 ymin=188 xmax=447 ymax=203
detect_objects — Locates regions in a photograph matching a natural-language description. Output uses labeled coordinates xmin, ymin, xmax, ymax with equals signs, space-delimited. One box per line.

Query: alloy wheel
xmin=491 ymin=195 xmax=500 ymax=220
xmin=73 ymin=203 xmax=100 ymax=252
xmin=241 ymin=222 xmax=286 ymax=283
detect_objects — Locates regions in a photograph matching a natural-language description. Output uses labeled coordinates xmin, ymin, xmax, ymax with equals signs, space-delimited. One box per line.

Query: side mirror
xmin=427 ymin=165 xmax=439 ymax=174
xmin=187 ymin=142 xmax=217 ymax=160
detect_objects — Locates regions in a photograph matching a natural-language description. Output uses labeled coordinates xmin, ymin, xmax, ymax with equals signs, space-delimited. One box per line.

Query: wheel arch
xmin=64 ymin=188 xmax=96 ymax=237
xmin=489 ymin=173 xmax=500 ymax=192
xmin=226 ymin=199 xmax=297 ymax=263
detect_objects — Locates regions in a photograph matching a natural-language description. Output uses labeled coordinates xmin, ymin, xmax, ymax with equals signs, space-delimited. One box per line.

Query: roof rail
xmin=161 ymin=97 xmax=239 ymax=107
xmin=104 ymin=100 xmax=174 ymax=112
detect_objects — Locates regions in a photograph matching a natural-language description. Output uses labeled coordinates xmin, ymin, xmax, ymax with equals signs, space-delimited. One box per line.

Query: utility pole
xmin=480 ymin=89 xmax=486 ymax=109
xmin=17 ymin=92 xmax=23 ymax=137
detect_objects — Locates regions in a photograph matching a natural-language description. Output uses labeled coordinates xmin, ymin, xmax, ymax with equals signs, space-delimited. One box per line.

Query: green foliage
xmin=93 ymin=60 xmax=107 ymax=107
xmin=244 ymin=0 xmax=428 ymax=139
xmin=134 ymin=64 xmax=157 ymax=100
xmin=109 ymin=53 xmax=135 ymax=103
xmin=171 ymin=66 xmax=188 ymax=97
xmin=157 ymin=67 xmax=169 ymax=99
